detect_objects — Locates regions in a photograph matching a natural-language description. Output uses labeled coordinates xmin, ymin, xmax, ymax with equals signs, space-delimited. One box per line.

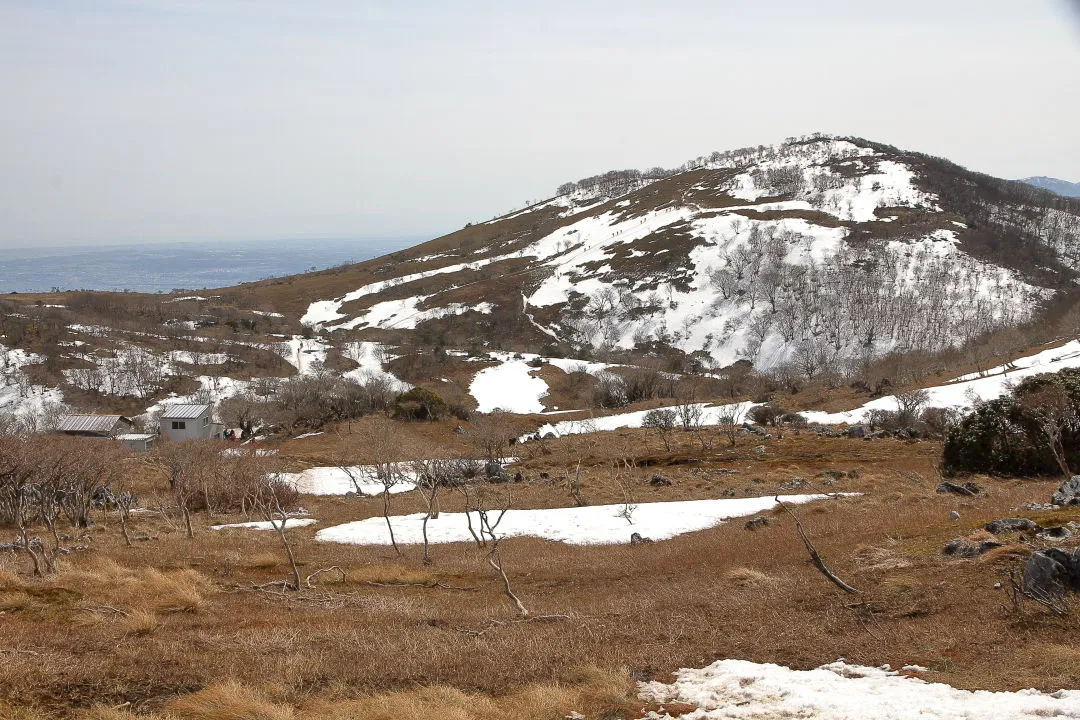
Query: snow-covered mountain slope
xmin=1020 ymin=175 xmax=1080 ymax=198
xmin=299 ymin=134 xmax=1080 ymax=372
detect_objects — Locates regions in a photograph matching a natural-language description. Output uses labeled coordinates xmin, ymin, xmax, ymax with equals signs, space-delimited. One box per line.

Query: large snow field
xmin=802 ymin=339 xmax=1080 ymax=425
xmin=638 ymin=659 xmax=1080 ymax=719
xmin=316 ymin=493 xmax=839 ymax=547
xmin=527 ymin=401 xmax=756 ymax=440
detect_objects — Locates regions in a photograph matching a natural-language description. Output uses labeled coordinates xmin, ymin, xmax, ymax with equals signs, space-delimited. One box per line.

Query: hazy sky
xmin=1 ymin=1 xmax=1078 ymax=248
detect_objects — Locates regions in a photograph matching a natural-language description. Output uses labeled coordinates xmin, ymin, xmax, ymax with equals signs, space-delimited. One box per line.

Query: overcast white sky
xmin=1 ymin=0 xmax=1078 ymax=248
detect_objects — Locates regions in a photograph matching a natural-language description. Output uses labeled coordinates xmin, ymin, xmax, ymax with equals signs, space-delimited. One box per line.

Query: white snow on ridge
xmin=331 ymin=298 xmax=493 ymax=331
xmin=342 ymin=341 xmax=409 ymax=389
xmin=301 ymin=257 xmax=504 ymax=327
xmin=464 ymin=351 xmax=612 ymax=415
xmin=316 ymin=493 xmax=842 ymax=546
xmin=297 ymin=138 xmax=1032 ymax=372
xmin=528 ymin=401 xmax=756 ymax=440
xmin=639 ymin=659 xmax=1080 ymax=719
xmin=802 ymin=339 xmax=1080 ymax=425
xmin=169 ymin=350 xmax=230 ymax=365
xmin=280 ymin=336 xmax=328 ymax=374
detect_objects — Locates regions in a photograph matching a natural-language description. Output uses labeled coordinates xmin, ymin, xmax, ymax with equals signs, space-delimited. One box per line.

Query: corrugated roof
xmin=57 ymin=414 xmax=130 ymax=433
xmin=159 ymin=403 xmax=211 ymax=420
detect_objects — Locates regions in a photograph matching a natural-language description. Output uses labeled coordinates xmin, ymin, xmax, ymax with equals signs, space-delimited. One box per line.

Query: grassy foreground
xmin=1 ymin=429 xmax=1078 ymax=719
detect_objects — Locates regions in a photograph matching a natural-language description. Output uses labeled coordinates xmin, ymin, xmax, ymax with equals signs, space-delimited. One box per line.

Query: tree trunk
xmin=382 ymin=489 xmax=400 ymax=556
xmin=181 ymin=504 xmax=193 ymax=539
xmin=273 ymin=518 xmax=302 ymax=591
xmin=421 ymin=513 xmax=432 ymax=565
xmin=118 ymin=506 xmax=133 ymax=547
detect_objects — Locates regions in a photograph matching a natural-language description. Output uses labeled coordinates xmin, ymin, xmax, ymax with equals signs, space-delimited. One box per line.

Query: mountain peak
xmin=1019 ymin=176 xmax=1080 ymax=198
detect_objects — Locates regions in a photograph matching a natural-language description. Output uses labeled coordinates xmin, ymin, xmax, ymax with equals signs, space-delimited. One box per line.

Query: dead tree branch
xmin=775 ymin=495 xmax=858 ymax=594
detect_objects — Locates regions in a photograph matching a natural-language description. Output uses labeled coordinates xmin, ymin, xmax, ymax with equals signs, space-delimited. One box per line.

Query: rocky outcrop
xmin=984 ymin=518 xmax=1040 ymax=535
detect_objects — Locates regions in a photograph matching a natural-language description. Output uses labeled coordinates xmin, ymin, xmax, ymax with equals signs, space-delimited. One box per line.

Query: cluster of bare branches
xmin=151 ymin=440 xmax=293 ymax=538
xmin=0 ymin=434 xmax=127 ymax=575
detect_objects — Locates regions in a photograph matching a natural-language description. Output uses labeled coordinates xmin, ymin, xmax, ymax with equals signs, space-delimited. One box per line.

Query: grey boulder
xmin=943 ymin=538 xmax=1001 ymax=558
xmin=1052 ymin=476 xmax=1080 ymax=506
xmin=1023 ymin=548 xmax=1080 ymax=599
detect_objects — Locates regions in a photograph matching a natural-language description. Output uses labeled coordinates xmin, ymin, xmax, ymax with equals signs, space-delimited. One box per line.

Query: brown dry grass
xmin=164 ymin=681 xmax=294 ymax=720
xmin=60 ymin=559 xmax=211 ymax=615
xmin=2 ymin=432 xmax=1079 ymax=719
xmin=724 ymin=567 xmax=778 ymax=588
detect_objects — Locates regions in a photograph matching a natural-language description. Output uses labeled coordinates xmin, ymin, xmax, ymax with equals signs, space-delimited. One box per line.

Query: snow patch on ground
xmin=210 ymin=518 xmax=316 ymax=531
xmin=638 ymin=658 xmax=1080 ymax=719
xmin=470 ymin=356 xmax=549 ymax=413
xmin=280 ymin=336 xmax=328 ymax=375
xmin=278 ymin=465 xmax=420 ymax=496
xmin=317 ymin=493 xmax=838 ymax=546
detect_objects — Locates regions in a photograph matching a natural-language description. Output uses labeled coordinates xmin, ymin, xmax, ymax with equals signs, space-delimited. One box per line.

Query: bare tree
xmin=461 ymin=486 xmax=527 ymax=618
xmin=468 ymin=411 xmax=511 ymax=462
xmin=0 ymin=436 xmax=48 ymax=575
xmin=611 ymin=458 xmax=638 ymax=525
xmin=153 ymin=441 xmax=219 ymax=538
xmin=253 ymin=472 xmax=302 ymax=591
xmin=0 ymin=435 xmax=127 ymax=575
xmin=362 ymin=420 xmax=405 ymax=556
xmin=718 ymin=402 xmax=751 ymax=448
xmin=411 ymin=459 xmax=451 ymax=564
xmin=894 ymin=389 xmax=930 ymax=427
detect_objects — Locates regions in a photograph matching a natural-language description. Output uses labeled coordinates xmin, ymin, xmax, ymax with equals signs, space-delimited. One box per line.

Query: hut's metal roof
xmin=57 ymin=414 xmax=129 ymax=433
xmin=159 ymin=403 xmax=211 ymax=420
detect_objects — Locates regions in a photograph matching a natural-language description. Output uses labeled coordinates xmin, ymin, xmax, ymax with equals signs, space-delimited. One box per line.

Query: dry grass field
xmin=2 ymin=425 xmax=1079 ymax=719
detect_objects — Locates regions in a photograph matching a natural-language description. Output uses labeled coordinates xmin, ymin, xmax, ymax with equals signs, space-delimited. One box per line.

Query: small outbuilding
xmin=158 ymin=403 xmax=222 ymax=442
xmin=57 ymin=414 xmax=134 ymax=438
xmin=116 ymin=433 xmax=156 ymax=452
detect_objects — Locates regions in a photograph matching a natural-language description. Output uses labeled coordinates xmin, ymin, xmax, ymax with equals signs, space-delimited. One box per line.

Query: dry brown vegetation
xmin=2 ymin=424 xmax=1079 ymax=719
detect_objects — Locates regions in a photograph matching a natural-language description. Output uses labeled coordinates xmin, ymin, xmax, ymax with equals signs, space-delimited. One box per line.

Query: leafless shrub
xmin=642 ymin=409 xmax=676 ymax=452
